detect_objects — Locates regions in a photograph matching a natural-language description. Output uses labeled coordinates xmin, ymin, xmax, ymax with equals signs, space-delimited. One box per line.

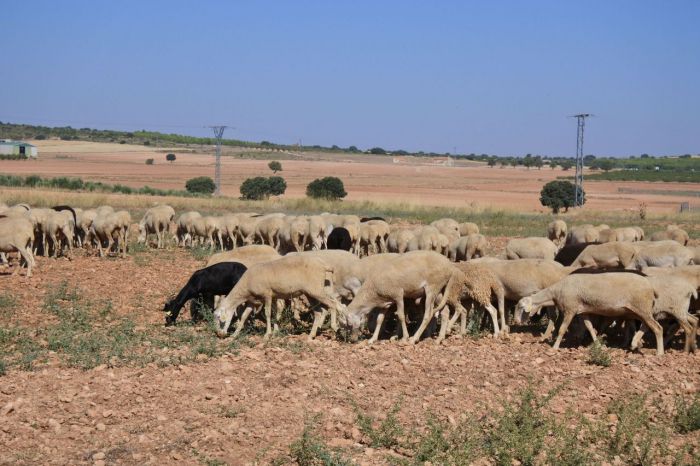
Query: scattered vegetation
xmin=344 ymin=385 xmax=697 ymax=466
xmin=587 ymin=338 xmax=612 ymax=367
xmin=306 ymin=177 xmax=347 ymax=200
xmin=354 ymin=400 xmax=404 ymax=448
xmin=674 ymin=394 xmax=700 ymax=434
xmin=287 ymin=415 xmax=353 ymax=466
xmin=540 ymin=180 xmax=584 ymax=213
xmin=239 ymin=176 xmax=287 ymax=200
xmin=0 ymin=174 xmax=200 ymax=197
xmin=185 ymin=176 xmax=216 ymax=195
xmin=145 ymin=158 xmax=154 ymax=165
xmin=582 ymin=170 xmax=700 ymax=183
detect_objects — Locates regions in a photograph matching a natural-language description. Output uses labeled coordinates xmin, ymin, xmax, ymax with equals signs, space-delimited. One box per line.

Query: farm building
xmin=0 ymin=140 xmax=38 ymax=158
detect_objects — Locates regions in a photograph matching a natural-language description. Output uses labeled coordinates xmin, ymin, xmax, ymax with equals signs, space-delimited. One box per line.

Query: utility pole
xmin=572 ymin=114 xmax=591 ymax=207
xmin=208 ymin=126 xmax=227 ymax=195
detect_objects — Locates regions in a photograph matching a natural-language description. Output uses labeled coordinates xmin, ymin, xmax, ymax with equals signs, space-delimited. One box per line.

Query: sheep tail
xmin=324 ymin=266 xmax=334 ymax=291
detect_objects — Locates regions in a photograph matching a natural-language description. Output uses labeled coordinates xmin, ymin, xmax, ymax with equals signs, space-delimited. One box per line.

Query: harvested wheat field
xmin=0 ymin=140 xmax=698 ymax=213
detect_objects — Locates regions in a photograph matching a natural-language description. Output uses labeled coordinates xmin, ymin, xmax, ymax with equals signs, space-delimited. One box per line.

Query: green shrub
xmin=145 ymin=158 xmax=154 ymax=165
xmin=674 ymin=394 xmax=700 ymax=433
xmin=306 ymin=177 xmax=347 ymax=200
xmin=289 ymin=415 xmax=353 ymax=466
xmin=540 ymin=180 xmax=582 ymax=213
xmin=369 ymin=147 xmax=386 ymax=154
xmin=186 ymin=176 xmax=216 ymax=195
xmin=240 ymin=176 xmax=287 ymax=200
xmin=587 ymin=338 xmax=611 ymax=367
xmin=354 ymin=400 xmax=403 ymax=448
xmin=268 ymin=160 xmax=282 ymax=173
xmin=166 ymin=153 xmax=176 ymax=163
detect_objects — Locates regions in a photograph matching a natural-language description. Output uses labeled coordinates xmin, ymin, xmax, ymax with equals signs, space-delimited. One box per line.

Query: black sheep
xmin=326 ymin=227 xmax=352 ymax=251
xmin=554 ymin=242 xmax=598 ymax=266
xmin=164 ymin=262 xmax=247 ymax=325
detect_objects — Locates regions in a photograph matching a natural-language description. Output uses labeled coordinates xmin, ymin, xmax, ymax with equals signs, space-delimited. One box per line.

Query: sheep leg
xmin=640 ymin=315 xmax=664 ymax=356
xmin=393 ymin=293 xmax=410 ymax=342
xmin=263 ymin=295 xmax=274 ymax=339
xmin=688 ymin=315 xmax=698 ymax=352
xmin=485 ymin=303 xmax=501 ymax=337
xmin=231 ymin=305 xmax=254 ymax=338
xmin=436 ymin=305 xmax=452 ymax=344
xmin=552 ymin=312 xmax=575 ymax=350
xmin=409 ymin=289 xmax=437 ymax=344
xmin=583 ymin=317 xmax=598 ymax=342
xmin=12 ymin=244 xmax=33 ymax=277
xmin=368 ymin=311 xmax=386 ymax=345
xmin=308 ymin=308 xmax=328 ymax=341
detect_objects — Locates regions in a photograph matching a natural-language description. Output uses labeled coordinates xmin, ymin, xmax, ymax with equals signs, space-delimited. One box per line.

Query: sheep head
xmin=514 ymin=297 xmax=534 ymax=324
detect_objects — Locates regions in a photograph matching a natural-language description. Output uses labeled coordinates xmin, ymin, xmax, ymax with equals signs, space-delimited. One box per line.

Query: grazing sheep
xmin=597 ymin=228 xmax=621 ymax=243
xmin=137 ymin=205 xmax=175 ymax=249
xmin=566 ymin=224 xmax=607 ymax=245
xmin=505 ymin=237 xmax=558 ymax=261
xmin=632 ymin=240 xmax=693 ymax=269
xmin=327 ymin=227 xmax=353 ymax=251
xmin=249 ymin=215 xmax=286 ymax=249
xmin=386 ymin=228 xmax=414 ymax=253
xmin=515 ymin=273 xmax=663 ymax=355
xmin=342 ymin=251 xmax=456 ymax=344
xmin=615 ymin=226 xmax=643 ymax=242
xmin=471 ymin=258 xmax=570 ymax=336
xmin=75 ymin=208 xmax=97 ymax=248
xmin=547 ymin=220 xmax=567 ymax=246
xmin=307 ymin=215 xmax=327 ymax=250
xmin=570 ymin=241 xmax=638 ymax=269
xmin=458 ymin=222 xmax=479 ymax=236
xmin=406 ymin=226 xmax=443 ymax=253
xmin=650 ymin=228 xmax=690 ymax=246
xmin=176 ymin=211 xmax=202 ymax=247
xmin=214 ymin=255 xmax=345 ymax=340
xmin=164 ymin=262 xmax=248 ymax=325
xmin=448 ymin=234 xmax=488 ymax=262
xmin=554 ymin=242 xmax=598 ymax=266
xmin=433 ymin=262 xmax=505 ymax=341
xmin=44 ymin=206 xmax=77 ymax=257
xmin=90 ymin=210 xmax=131 ymax=258
xmin=206 ymin=244 xmax=280 ymax=268
xmin=430 ymin=218 xmax=460 ymax=241
xmin=0 ymin=215 xmax=35 ymax=276
xmin=637 ymin=275 xmax=698 ymax=353
xmin=688 ymin=246 xmax=700 ymax=265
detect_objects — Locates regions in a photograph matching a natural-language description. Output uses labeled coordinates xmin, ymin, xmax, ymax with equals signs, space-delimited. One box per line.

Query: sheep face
xmin=137 ymin=226 xmax=147 ymax=244
xmin=514 ymin=297 xmax=534 ymax=324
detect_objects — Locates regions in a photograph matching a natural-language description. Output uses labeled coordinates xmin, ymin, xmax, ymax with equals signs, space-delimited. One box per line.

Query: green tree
xmin=598 ymin=159 xmax=615 ymax=172
xmin=239 ymin=176 xmax=287 ymax=200
xmin=348 ymin=145 xmax=359 ymax=152
xmin=534 ymin=157 xmax=544 ymax=170
xmin=166 ymin=153 xmax=176 ymax=163
xmin=540 ymin=180 xmax=583 ymax=213
xmin=488 ymin=158 xmax=497 ymax=167
xmin=185 ymin=176 xmax=216 ymax=194
xmin=268 ymin=160 xmax=282 ymax=173
xmin=306 ymin=177 xmax=347 ymax=200
xmin=560 ymin=160 xmax=574 ymax=170
xmin=369 ymin=147 xmax=386 ymax=155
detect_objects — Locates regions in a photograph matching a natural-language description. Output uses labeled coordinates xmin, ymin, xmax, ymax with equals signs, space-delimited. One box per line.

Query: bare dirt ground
xmin=1 ymin=247 xmax=699 ymax=465
xmin=1 ymin=140 xmax=698 ymax=213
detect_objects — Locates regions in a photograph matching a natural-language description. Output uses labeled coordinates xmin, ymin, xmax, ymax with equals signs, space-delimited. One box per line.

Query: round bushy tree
xmin=239 ymin=176 xmax=287 ymax=200
xmin=540 ymin=180 xmax=583 ymax=213
xmin=166 ymin=153 xmax=176 ymax=163
xmin=268 ymin=160 xmax=282 ymax=173
xmin=306 ymin=177 xmax=347 ymax=200
xmin=185 ymin=176 xmax=216 ymax=194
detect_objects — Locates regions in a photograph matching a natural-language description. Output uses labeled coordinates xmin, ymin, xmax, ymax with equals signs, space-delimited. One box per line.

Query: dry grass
xmin=1 ymin=187 xmax=699 ymax=238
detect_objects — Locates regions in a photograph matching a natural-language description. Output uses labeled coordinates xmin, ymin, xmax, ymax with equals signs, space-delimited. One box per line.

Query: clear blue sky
xmin=2 ymin=0 xmax=698 ymax=157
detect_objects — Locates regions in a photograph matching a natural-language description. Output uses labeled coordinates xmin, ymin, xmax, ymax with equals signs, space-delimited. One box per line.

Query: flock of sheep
xmin=0 ymin=202 xmax=699 ymax=356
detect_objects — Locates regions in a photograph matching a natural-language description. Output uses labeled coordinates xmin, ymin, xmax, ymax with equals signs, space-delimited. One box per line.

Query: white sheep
xmin=515 ymin=273 xmax=663 ymax=355
xmin=505 ymin=237 xmax=558 ymax=261
xmin=0 ymin=215 xmax=35 ymax=276
xmin=214 ymin=255 xmax=345 ymax=340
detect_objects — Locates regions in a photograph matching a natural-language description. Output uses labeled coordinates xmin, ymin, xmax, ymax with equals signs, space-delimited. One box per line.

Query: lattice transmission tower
xmin=572 ymin=114 xmax=591 ymax=207
xmin=208 ymin=126 xmax=227 ymax=195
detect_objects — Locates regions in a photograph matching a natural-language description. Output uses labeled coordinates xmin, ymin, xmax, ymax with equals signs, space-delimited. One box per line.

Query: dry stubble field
xmin=1 ymin=141 xmax=700 ymax=465
xmin=0 ymin=139 xmax=698 ymax=212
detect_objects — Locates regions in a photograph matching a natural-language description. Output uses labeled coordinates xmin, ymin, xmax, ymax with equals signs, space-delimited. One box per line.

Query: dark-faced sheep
xmin=164 ymin=262 xmax=248 ymax=325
